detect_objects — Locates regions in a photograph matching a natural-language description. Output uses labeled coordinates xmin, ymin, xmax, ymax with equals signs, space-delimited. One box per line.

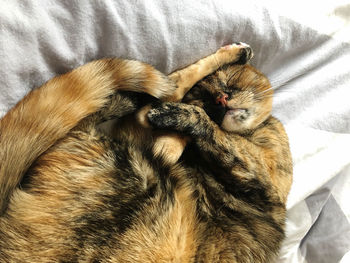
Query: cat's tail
xmin=0 ymin=58 xmax=175 ymax=215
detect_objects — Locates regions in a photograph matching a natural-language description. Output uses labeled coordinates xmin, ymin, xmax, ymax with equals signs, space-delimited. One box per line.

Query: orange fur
xmin=0 ymin=43 xmax=292 ymax=262
xmin=0 ymin=58 xmax=175 ymax=214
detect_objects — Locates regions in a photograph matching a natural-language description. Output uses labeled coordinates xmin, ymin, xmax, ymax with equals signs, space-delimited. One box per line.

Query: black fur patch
xmin=203 ymin=103 xmax=227 ymax=126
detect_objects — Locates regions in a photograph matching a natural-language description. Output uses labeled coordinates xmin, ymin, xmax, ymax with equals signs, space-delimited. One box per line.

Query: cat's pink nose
xmin=216 ymin=93 xmax=228 ymax=106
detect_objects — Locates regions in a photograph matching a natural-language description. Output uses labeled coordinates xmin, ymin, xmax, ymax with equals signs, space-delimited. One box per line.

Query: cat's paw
xmin=148 ymin=102 xmax=211 ymax=137
xmin=216 ymin=42 xmax=253 ymax=65
xmin=136 ymin=104 xmax=152 ymax=128
xmin=233 ymin=42 xmax=254 ymax=64
xmin=148 ymin=103 xmax=187 ymax=130
xmin=152 ymin=132 xmax=190 ymax=164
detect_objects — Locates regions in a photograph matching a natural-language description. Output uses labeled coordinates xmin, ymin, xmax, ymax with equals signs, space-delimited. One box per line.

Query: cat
xmin=147 ymin=62 xmax=293 ymax=262
xmin=0 ymin=42 xmax=292 ymax=262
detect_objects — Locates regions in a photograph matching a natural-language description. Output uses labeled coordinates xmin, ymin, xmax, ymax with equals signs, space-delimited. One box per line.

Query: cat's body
xmin=0 ymin=43 xmax=292 ymax=262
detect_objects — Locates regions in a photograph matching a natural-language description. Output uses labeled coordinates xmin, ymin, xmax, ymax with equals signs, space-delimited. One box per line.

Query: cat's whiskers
xmin=254 ymin=87 xmax=274 ymax=96
xmin=254 ymin=89 xmax=294 ymax=101
xmin=255 ymin=94 xmax=274 ymax=100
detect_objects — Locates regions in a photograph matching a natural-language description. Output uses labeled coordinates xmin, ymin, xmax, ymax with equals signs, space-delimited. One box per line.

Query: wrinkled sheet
xmin=0 ymin=1 xmax=349 ymax=262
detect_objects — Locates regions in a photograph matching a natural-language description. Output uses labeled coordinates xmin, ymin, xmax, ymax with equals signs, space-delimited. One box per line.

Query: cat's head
xmin=182 ymin=64 xmax=272 ymax=133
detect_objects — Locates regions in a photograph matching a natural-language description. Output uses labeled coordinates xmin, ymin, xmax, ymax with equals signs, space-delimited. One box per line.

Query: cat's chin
xmin=225 ymin=108 xmax=247 ymax=117
xmin=221 ymin=109 xmax=250 ymax=133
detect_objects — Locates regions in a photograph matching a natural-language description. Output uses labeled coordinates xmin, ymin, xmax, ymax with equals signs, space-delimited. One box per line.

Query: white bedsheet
xmin=0 ymin=1 xmax=349 ymax=262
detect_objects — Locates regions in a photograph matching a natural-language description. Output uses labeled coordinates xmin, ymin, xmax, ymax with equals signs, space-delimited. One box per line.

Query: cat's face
xmin=182 ymin=64 xmax=272 ymax=133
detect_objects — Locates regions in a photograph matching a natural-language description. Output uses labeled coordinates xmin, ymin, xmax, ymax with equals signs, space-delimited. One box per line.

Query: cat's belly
xmin=1 ymin=131 xmax=200 ymax=262
xmin=110 ymin=181 xmax=200 ymax=262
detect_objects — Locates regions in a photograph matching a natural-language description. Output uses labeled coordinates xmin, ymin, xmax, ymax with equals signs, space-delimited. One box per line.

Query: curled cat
xmin=146 ymin=51 xmax=293 ymax=262
xmin=0 ymin=42 xmax=292 ymax=263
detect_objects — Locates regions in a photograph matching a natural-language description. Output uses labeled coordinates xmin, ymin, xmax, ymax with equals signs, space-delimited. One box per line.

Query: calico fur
xmin=0 ymin=43 xmax=292 ymax=263
xmin=147 ymin=62 xmax=293 ymax=262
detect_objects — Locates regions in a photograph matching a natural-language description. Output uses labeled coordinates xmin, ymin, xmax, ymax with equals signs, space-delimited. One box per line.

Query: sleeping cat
xmin=0 ymin=43 xmax=292 ymax=262
xmin=147 ymin=63 xmax=293 ymax=262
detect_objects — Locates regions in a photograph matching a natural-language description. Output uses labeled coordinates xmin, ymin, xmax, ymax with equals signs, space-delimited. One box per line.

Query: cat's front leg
xmin=148 ymin=102 xmax=259 ymax=172
xmin=148 ymin=102 xmax=216 ymax=138
xmin=167 ymin=42 xmax=253 ymax=102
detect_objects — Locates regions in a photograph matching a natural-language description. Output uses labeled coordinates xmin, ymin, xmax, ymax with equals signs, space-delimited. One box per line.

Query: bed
xmin=1 ymin=1 xmax=349 ymax=262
